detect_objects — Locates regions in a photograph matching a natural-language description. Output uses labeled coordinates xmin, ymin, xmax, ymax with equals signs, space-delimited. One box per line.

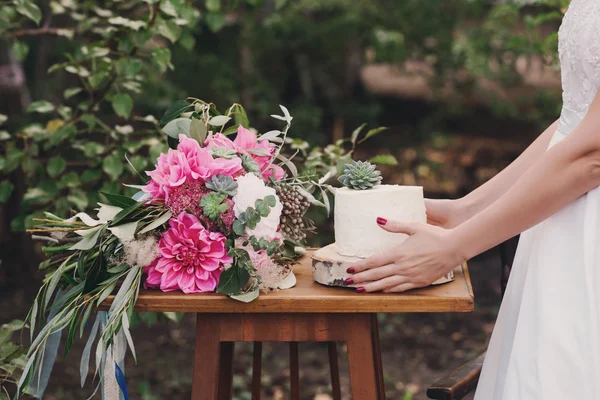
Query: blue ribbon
xmin=114 ymin=362 xmax=130 ymax=400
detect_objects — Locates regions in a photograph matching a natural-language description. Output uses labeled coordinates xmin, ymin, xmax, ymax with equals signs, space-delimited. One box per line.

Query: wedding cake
xmin=312 ymin=161 xmax=454 ymax=288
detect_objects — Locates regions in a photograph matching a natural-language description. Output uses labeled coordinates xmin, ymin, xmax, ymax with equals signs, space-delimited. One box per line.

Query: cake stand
xmin=312 ymin=243 xmax=454 ymax=288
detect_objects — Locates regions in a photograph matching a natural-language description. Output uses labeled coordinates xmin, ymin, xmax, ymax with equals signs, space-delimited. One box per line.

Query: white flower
xmin=232 ymin=173 xmax=283 ymax=239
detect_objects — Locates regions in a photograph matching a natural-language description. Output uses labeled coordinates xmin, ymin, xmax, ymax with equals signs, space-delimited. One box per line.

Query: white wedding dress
xmin=474 ymin=1 xmax=600 ymax=399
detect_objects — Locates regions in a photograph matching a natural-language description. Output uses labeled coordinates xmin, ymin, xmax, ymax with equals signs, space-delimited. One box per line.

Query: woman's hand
xmin=346 ymin=218 xmax=466 ymax=293
xmin=425 ymin=198 xmax=471 ymax=229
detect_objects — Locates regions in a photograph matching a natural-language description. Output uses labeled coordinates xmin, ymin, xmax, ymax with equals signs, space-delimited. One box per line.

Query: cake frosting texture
xmin=334 ymin=185 xmax=426 ymax=258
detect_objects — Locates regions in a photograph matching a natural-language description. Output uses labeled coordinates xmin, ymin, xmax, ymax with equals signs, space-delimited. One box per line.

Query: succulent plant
xmin=206 ymin=174 xmax=238 ymax=196
xmin=338 ymin=160 xmax=382 ymax=190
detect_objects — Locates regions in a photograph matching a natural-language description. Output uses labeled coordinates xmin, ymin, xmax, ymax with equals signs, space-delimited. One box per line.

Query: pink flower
xmin=205 ymin=126 xmax=285 ymax=181
xmin=143 ymin=135 xmax=242 ymax=202
xmin=144 ymin=212 xmax=232 ymax=293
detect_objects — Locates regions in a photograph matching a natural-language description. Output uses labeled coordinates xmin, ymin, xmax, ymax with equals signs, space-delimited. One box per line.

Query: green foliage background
xmin=0 ymin=0 xmax=567 ymax=234
xmin=0 ymin=0 xmax=571 ymax=396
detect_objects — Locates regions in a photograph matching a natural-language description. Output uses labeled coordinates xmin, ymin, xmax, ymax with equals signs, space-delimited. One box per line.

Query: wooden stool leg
xmin=218 ymin=342 xmax=235 ymax=400
xmin=345 ymin=314 xmax=380 ymax=399
xmin=252 ymin=342 xmax=262 ymax=400
xmin=371 ymin=314 xmax=386 ymax=400
xmin=192 ymin=314 xmax=221 ymax=400
xmin=289 ymin=342 xmax=300 ymax=400
xmin=327 ymin=342 xmax=342 ymax=400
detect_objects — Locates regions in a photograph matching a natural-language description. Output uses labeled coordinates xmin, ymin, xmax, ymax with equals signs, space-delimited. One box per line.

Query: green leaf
xmin=350 ymin=123 xmax=366 ymax=145
xmin=205 ymin=12 xmax=225 ymax=32
xmin=122 ymin=58 xmax=143 ymax=77
xmin=102 ymin=152 xmax=124 ymax=180
xmin=230 ymin=104 xmax=250 ymax=128
xmin=0 ymin=180 xmax=14 ymax=204
xmin=158 ymin=18 xmax=181 ymax=43
xmin=358 ymin=127 xmax=389 ymax=144
xmin=68 ymin=189 xmax=89 ymax=210
xmin=217 ymin=264 xmax=250 ymax=295
xmin=162 ymin=117 xmax=191 ymax=138
xmin=63 ymin=87 xmax=82 ymax=99
xmin=100 ymin=191 xmax=136 ymax=208
xmin=160 ymin=100 xmax=192 ymax=125
xmin=27 ymin=100 xmax=54 ymax=114
xmin=264 ymin=195 xmax=276 ymax=207
xmin=15 ymin=0 xmax=42 ymax=25
xmin=206 ymin=0 xmax=221 ymax=12
xmin=189 ymin=117 xmax=208 ymax=143
xmin=208 ymin=115 xmax=231 ymax=126
xmin=12 ymin=40 xmax=29 ymax=62
xmin=230 ymin=288 xmax=259 ymax=303
xmin=139 ymin=210 xmax=172 ymax=234
xmin=369 ymin=154 xmax=399 ymax=166
xmin=71 ymin=225 xmax=103 ymax=251
xmin=112 ymin=93 xmax=133 ymax=119
xmin=152 ymin=48 xmax=173 ymax=73
xmin=46 ymin=156 xmax=67 ymax=178
xmin=232 ymin=220 xmax=245 ymax=236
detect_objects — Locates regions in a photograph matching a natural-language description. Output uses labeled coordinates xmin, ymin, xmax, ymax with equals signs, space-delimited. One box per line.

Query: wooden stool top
xmin=102 ymin=250 xmax=474 ymax=313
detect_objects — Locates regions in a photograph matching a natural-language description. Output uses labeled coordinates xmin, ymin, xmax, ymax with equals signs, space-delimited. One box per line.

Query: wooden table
xmin=103 ymin=251 xmax=474 ymax=399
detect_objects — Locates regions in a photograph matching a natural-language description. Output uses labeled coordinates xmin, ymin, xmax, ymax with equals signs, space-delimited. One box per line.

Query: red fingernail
xmin=356 ymin=287 xmax=366 ymax=293
xmin=344 ymin=278 xmax=354 ymax=285
xmin=346 ymin=267 xmax=356 ymax=273
xmin=376 ymin=217 xmax=387 ymax=225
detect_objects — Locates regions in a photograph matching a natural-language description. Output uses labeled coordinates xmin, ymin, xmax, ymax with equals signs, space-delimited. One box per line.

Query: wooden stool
xmin=192 ymin=313 xmax=384 ymax=400
xmin=104 ymin=251 xmax=473 ymax=399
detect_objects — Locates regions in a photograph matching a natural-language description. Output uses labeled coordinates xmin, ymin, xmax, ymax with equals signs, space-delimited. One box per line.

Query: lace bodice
xmin=556 ymin=0 xmax=600 ymax=136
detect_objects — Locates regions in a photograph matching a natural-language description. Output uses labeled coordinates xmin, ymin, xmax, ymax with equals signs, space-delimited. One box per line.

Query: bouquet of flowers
xmin=17 ymin=99 xmax=333 ymax=398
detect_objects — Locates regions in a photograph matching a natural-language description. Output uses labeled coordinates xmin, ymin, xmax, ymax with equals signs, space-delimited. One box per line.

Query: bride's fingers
xmin=349 ymin=264 xmax=398 ymax=285
xmin=359 ymin=275 xmax=409 ymax=293
xmin=383 ymin=282 xmax=419 ymax=293
xmin=350 ymin=252 xmax=395 ymax=273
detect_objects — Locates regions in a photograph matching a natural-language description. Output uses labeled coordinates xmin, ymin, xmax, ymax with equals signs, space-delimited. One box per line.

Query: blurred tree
xmin=0 ymin=0 xmax=566 ymax=260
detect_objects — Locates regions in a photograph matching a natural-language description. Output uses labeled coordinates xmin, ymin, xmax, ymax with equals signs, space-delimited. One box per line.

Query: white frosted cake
xmin=312 ymin=181 xmax=454 ymax=288
xmin=334 ymin=185 xmax=426 ymax=258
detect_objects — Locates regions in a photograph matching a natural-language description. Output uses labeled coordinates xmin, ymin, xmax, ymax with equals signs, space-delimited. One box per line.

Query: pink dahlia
xmin=142 ymin=134 xmax=243 ymax=202
xmin=144 ymin=212 xmax=232 ymax=293
xmin=205 ymin=126 xmax=285 ymax=181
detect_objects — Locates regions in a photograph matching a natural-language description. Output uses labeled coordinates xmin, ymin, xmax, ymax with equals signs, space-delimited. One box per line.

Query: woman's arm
xmin=458 ymin=118 xmax=559 ymax=217
xmin=349 ymin=90 xmax=600 ymax=293
xmin=425 ymin=119 xmax=558 ymax=228
xmin=455 ymin=92 xmax=600 ymax=260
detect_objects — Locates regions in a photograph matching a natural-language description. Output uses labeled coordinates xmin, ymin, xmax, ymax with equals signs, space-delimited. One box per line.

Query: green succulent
xmin=206 ymin=174 xmax=238 ymax=196
xmin=338 ymin=160 xmax=382 ymax=190
xmin=201 ymin=192 xmax=230 ymax=220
